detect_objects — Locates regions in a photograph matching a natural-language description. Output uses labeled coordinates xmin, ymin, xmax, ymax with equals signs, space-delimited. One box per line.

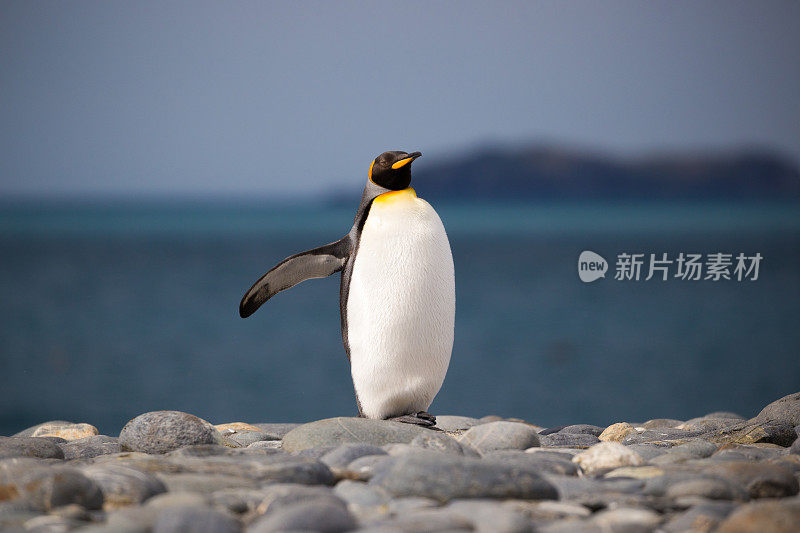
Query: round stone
xmin=281 ymin=417 xmax=455 ymax=452
xmin=119 ymin=411 xmax=221 ymax=454
xmin=457 ymin=421 xmax=540 ymax=453
xmin=599 ymin=422 xmax=637 ymax=442
xmin=572 ymin=441 xmax=644 ymax=474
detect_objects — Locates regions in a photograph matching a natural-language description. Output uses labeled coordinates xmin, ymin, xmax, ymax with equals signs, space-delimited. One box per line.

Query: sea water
xmin=1 ymin=200 xmax=798 ymax=435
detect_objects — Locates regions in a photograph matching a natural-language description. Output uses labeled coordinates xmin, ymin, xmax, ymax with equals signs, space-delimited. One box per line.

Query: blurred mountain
xmin=360 ymin=145 xmax=800 ymax=202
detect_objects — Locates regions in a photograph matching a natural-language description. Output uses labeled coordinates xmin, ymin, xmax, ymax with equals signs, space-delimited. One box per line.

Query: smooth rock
xmin=369 ymin=452 xmax=558 ymax=502
xmin=152 ymin=506 xmax=241 ymax=533
xmin=209 ymin=488 xmax=270 ymax=514
xmin=226 ymin=432 xmax=274 ymax=448
xmin=598 ymin=422 xmax=637 ymax=442
xmin=679 ymin=417 xmax=744 ymax=432
xmin=457 ymin=421 xmax=540 ymax=454
xmin=662 ymin=500 xmax=736 ymax=532
xmin=119 ymin=411 xmax=221 ymax=454
xmin=410 ymin=432 xmax=478 ymax=456
xmin=346 ymin=454 xmax=395 ymax=479
xmin=703 ymin=419 xmax=797 ymax=447
xmin=572 ymin=442 xmax=644 ymax=474
xmin=791 ymin=437 xmax=800 ymax=455
xmin=249 ymin=501 xmax=356 ymax=533
xmin=483 ymin=450 xmax=580 ymax=476
xmin=282 ymin=417 xmax=453 ymax=452
xmin=144 ymin=491 xmax=208 ymax=509
xmin=445 ymin=499 xmax=533 ymax=532
xmin=82 ymin=463 xmax=167 ymax=507
xmin=373 ymin=507 xmax=474 ymax=532
xmin=247 ymin=441 xmax=281 ymax=450
xmin=31 ymin=423 xmax=99 ymax=441
xmin=591 ymin=506 xmax=661 ymax=530
xmin=156 ymin=473 xmax=256 ymax=493
xmin=24 ymin=514 xmax=85 ymax=532
xmin=712 ymin=443 xmax=785 ymax=462
xmin=386 ymin=496 xmax=440 ymax=514
xmin=61 ymin=436 xmax=121 ymax=460
xmin=754 ymin=392 xmax=800 ymax=427
xmin=251 ymin=423 xmax=300 ymax=438
xmin=0 ymin=437 xmax=65 ymax=460
xmin=11 ymin=466 xmax=103 ymax=510
xmin=334 ymin=479 xmax=391 ymax=507
xmin=537 ymin=433 xmax=600 ymax=448
xmin=716 ymin=498 xmax=800 ymax=533
xmin=624 ymin=444 xmax=669 ymax=461
xmin=433 ymin=416 xmax=481 ymax=433
xmin=706 ymin=411 xmax=746 ymax=420
xmin=253 ymin=483 xmax=343 ymax=515
xmin=214 ymin=422 xmax=263 ymax=433
xmin=13 ymin=421 xmax=74 ymax=438
xmin=702 ymin=460 xmax=799 ymax=498
xmin=642 ymin=418 xmax=683 ymax=429
xmin=509 ymin=499 xmax=592 ymax=520
xmin=665 ymin=477 xmax=750 ymax=501
xmin=558 ymin=425 xmax=604 ymax=436
xmin=604 ymin=466 xmax=665 ymax=479
xmin=320 ymin=443 xmax=387 ymax=469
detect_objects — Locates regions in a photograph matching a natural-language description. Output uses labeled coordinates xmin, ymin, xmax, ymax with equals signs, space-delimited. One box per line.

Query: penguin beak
xmin=391 ymin=151 xmax=422 ymax=170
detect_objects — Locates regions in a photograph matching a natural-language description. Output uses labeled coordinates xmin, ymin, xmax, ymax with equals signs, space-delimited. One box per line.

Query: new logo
xmin=578 ymin=251 xmax=608 ymax=282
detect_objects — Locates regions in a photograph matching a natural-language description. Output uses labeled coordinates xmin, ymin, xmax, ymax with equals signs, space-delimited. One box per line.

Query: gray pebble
xmin=82 ymin=463 xmax=167 ymax=507
xmin=662 ymin=500 xmax=736 ymax=532
xmin=334 ymin=479 xmax=391 ymax=507
xmin=11 ymin=466 xmax=103 ymax=511
xmin=433 ymin=415 xmax=481 ymax=432
xmin=60 ymin=435 xmax=121 ymax=460
xmin=209 ymin=488 xmax=270 ymax=514
xmin=144 ymin=492 xmax=208 ymax=509
xmin=226 ymin=431 xmax=274 ymax=448
xmin=641 ymin=418 xmax=683 ymax=429
xmin=664 ymin=477 xmax=750 ymax=501
xmin=558 ymin=425 xmax=604 ymax=436
xmin=369 ymin=452 xmax=557 ymax=502
xmin=321 ymin=443 xmax=387 ymax=469
xmin=538 ymin=433 xmax=600 ymax=448
xmin=248 ymin=501 xmax=356 ymax=533
xmin=0 ymin=437 xmax=65 ymax=460
xmin=246 ymin=441 xmax=281 ymax=450
xmin=753 ymin=392 xmax=800 ymax=427
xmin=482 ymin=450 xmax=580 ymax=476
xmin=702 ymin=460 xmax=799 ymax=498
xmin=153 ymin=506 xmax=241 ymax=533
xmin=445 ymin=499 xmax=534 ymax=532
xmin=282 ymin=417 xmax=454 ymax=452
xmin=458 ymin=421 xmax=541 ymax=453
xmin=250 ymin=423 xmax=300 ymax=439
xmin=624 ymin=444 xmax=669 ymax=461
xmin=156 ymin=473 xmax=257 ymax=493
xmin=119 ymin=411 xmax=221 ymax=454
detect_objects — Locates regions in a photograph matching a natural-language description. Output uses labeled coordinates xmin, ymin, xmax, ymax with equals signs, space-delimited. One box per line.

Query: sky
xmin=1 ymin=1 xmax=799 ymax=198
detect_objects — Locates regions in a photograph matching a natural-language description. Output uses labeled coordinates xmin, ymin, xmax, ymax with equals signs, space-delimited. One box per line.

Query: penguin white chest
xmin=346 ymin=189 xmax=455 ymax=420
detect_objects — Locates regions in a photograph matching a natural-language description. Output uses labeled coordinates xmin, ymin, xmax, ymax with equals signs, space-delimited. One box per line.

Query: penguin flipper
xmin=239 ymin=237 xmax=351 ymax=318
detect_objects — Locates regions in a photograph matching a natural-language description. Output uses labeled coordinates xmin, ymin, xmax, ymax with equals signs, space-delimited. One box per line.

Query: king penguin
xmin=239 ymin=151 xmax=454 ymax=427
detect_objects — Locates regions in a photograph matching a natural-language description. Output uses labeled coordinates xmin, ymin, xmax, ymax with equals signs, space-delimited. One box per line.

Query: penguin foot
xmin=389 ymin=411 xmax=437 ymax=428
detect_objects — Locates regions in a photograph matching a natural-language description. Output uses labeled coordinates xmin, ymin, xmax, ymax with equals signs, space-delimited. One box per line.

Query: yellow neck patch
xmin=373 ymin=187 xmax=417 ymax=205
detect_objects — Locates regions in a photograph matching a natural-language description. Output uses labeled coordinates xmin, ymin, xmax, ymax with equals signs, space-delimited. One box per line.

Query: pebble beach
xmin=2 ymin=393 xmax=799 ymax=532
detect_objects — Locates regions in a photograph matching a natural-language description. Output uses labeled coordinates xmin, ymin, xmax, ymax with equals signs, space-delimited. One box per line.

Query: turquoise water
xmin=1 ymin=200 xmax=799 ymax=435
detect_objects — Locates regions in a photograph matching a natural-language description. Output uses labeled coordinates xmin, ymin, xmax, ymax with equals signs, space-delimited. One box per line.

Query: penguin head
xmin=368 ymin=151 xmax=422 ymax=190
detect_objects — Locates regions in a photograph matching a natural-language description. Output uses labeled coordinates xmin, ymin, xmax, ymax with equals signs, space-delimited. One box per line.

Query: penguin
xmin=239 ymin=151 xmax=454 ymax=427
